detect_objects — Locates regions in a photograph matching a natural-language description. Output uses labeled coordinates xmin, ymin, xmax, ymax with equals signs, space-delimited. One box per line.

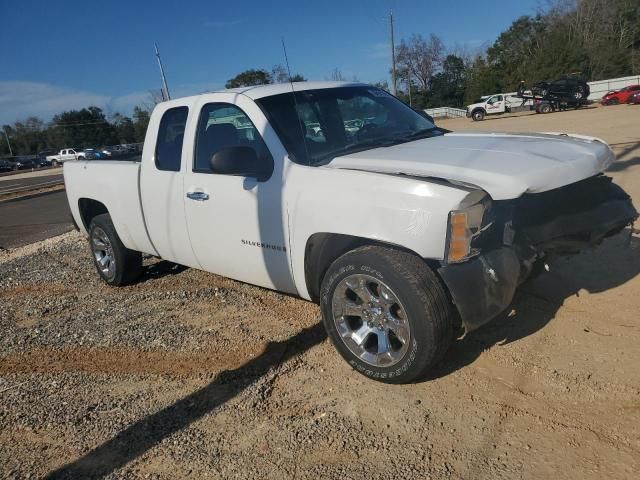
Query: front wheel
xmin=471 ymin=109 xmax=485 ymax=121
xmin=539 ymin=103 xmax=553 ymax=114
xmin=320 ymin=246 xmax=455 ymax=384
xmin=89 ymin=213 xmax=142 ymax=286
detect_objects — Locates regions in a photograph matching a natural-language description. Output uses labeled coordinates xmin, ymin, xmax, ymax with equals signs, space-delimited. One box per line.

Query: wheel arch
xmin=303 ymin=232 xmax=440 ymax=303
xmin=78 ymin=198 xmax=109 ymax=231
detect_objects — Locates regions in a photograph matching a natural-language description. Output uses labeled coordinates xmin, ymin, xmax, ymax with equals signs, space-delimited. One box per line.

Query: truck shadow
xmin=426 ymin=229 xmax=640 ymax=381
xmin=138 ymin=259 xmax=188 ymax=282
xmin=44 ymin=322 xmax=326 ymax=479
xmin=608 ymin=156 xmax=640 ymax=172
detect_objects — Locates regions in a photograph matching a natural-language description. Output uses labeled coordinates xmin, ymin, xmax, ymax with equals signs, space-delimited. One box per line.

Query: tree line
xmin=1 ymin=106 xmax=150 ymax=156
xmin=2 ymin=0 xmax=637 ymax=156
xmin=395 ymin=0 xmax=639 ymax=108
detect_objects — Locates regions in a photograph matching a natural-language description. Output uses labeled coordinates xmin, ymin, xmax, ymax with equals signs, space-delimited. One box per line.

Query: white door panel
xmin=182 ymin=93 xmax=296 ymax=293
xmin=140 ymin=102 xmax=201 ymax=268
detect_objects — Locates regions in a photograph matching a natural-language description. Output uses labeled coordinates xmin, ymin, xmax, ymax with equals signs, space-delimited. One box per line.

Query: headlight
xmin=446 ymin=193 xmax=490 ymax=263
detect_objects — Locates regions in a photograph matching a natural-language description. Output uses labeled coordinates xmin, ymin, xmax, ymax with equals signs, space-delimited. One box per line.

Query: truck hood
xmin=325 ymin=132 xmax=615 ymax=200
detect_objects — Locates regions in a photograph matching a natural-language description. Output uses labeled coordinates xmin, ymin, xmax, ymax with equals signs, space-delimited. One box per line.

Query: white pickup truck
xmin=64 ymin=81 xmax=637 ymax=383
xmin=465 ymin=94 xmax=531 ymax=121
xmin=47 ymin=148 xmax=86 ymax=166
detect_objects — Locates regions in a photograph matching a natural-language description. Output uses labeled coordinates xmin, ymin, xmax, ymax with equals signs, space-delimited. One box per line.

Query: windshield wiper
xmin=319 ymin=137 xmax=400 ymax=162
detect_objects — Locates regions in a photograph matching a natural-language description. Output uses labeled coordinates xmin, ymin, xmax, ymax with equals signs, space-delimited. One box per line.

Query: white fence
xmin=424 ymin=106 xmax=467 ymax=118
xmin=587 ymin=75 xmax=640 ymax=100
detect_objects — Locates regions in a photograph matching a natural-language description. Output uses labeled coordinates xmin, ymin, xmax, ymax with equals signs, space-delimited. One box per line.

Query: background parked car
xmin=11 ymin=156 xmax=42 ymax=170
xmin=36 ymin=158 xmax=52 ymax=168
xmin=602 ymin=85 xmax=640 ymax=105
xmin=532 ymin=76 xmax=590 ymax=100
xmin=0 ymin=158 xmax=14 ymax=172
xmin=83 ymin=148 xmax=106 ymax=160
xmin=37 ymin=150 xmax=55 ymax=166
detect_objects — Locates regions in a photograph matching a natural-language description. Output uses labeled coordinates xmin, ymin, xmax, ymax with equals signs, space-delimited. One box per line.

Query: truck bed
xmin=63 ymin=160 xmax=156 ymax=255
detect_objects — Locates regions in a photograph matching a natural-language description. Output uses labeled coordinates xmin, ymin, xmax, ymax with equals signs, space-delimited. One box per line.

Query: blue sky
xmin=0 ymin=0 xmax=540 ymax=124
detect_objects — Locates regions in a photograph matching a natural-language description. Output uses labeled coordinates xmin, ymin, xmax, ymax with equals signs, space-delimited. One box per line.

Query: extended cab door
xmin=139 ymin=102 xmax=201 ymax=269
xmin=181 ymin=93 xmax=296 ymax=294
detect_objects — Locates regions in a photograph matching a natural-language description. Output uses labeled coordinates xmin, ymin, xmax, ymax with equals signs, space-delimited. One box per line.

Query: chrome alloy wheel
xmin=331 ymin=274 xmax=410 ymax=367
xmin=91 ymin=227 xmax=116 ymax=280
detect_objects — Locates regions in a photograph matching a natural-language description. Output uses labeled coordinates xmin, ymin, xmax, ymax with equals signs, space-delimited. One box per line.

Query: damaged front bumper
xmin=439 ymin=175 xmax=638 ymax=332
xmin=438 ymin=247 xmax=534 ymax=332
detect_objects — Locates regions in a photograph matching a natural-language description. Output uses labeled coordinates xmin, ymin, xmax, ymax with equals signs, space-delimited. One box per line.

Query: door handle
xmin=186 ymin=191 xmax=210 ymax=201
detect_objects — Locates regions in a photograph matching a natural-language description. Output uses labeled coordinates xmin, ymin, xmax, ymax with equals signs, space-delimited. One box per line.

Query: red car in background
xmin=628 ymin=91 xmax=640 ymax=105
xmin=601 ymin=84 xmax=640 ymax=105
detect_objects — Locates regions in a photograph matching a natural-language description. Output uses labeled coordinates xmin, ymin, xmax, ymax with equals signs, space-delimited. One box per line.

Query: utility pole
xmin=389 ymin=11 xmax=397 ymax=96
xmin=155 ymin=43 xmax=171 ymax=101
xmin=2 ymin=129 xmax=13 ymax=156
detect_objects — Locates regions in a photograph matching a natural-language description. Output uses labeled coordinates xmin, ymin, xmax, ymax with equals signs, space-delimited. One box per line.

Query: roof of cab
xmin=159 ymin=81 xmax=367 ymax=108
xmin=155 ymin=82 xmax=375 ymax=112
xmin=225 ymin=81 xmax=365 ymax=99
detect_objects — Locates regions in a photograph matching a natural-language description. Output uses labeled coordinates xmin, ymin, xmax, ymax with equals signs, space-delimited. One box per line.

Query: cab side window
xmin=194 ymin=103 xmax=272 ymax=173
xmin=155 ymin=107 xmax=188 ymax=172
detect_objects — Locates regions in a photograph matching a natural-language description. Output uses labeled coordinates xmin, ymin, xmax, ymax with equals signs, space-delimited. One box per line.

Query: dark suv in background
xmin=532 ymin=76 xmax=590 ymax=100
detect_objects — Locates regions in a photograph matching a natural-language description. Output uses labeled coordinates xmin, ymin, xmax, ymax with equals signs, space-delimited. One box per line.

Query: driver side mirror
xmin=210 ymin=146 xmax=273 ymax=182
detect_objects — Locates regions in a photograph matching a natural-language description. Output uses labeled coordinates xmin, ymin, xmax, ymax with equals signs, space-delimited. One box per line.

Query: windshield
xmin=256 ymin=86 xmax=440 ymax=165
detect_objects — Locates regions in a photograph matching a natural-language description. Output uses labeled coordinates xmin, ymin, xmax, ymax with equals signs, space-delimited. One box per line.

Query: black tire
xmin=52 ymin=160 xmax=59 ymax=167
xmin=610 ymin=98 xmax=620 ymax=105
xmin=88 ymin=213 xmax=142 ymax=286
xmin=320 ymin=246 xmax=454 ymax=384
xmin=540 ymin=103 xmax=553 ymax=114
xmin=471 ymin=109 xmax=485 ymax=121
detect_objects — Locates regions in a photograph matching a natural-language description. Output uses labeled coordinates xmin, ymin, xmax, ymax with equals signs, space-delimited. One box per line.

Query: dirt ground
xmin=1 ymin=104 xmax=639 ymax=479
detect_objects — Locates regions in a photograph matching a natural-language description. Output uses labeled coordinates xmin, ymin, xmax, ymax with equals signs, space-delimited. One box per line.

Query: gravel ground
xmin=1 ymin=104 xmax=639 ymax=479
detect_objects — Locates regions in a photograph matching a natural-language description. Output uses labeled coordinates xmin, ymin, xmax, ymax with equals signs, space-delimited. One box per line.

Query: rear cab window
xmin=155 ymin=106 xmax=188 ymax=171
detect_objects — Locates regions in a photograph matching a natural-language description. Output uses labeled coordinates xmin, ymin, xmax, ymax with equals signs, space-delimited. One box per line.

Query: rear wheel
xmin=89 ymin=213 xmax=142 ymax=286
xmin=320 ymin=246 xmax=455 ymax=384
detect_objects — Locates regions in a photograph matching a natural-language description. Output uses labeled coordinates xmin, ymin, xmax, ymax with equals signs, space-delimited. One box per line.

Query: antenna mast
xmin=390 ymin=11 xmax=397 ymax=95
xmin=281 ymin=38 xmax=311 ymax=166
xmin=155 ymin=43 xmax=171 ymax=101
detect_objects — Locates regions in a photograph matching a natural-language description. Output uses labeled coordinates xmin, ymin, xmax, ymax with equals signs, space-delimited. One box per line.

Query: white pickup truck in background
xmin=47 ymin=148 xmax=85 ymax=166
xmin=64 ymin=81 xmax=637 ymax=383
xmin=465 ymin=94 xmax=530 ymax=121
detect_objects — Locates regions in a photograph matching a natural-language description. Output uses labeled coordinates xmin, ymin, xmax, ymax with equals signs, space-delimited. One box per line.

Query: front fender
xmin=285 ymin=164 xmax=471 ymax=299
